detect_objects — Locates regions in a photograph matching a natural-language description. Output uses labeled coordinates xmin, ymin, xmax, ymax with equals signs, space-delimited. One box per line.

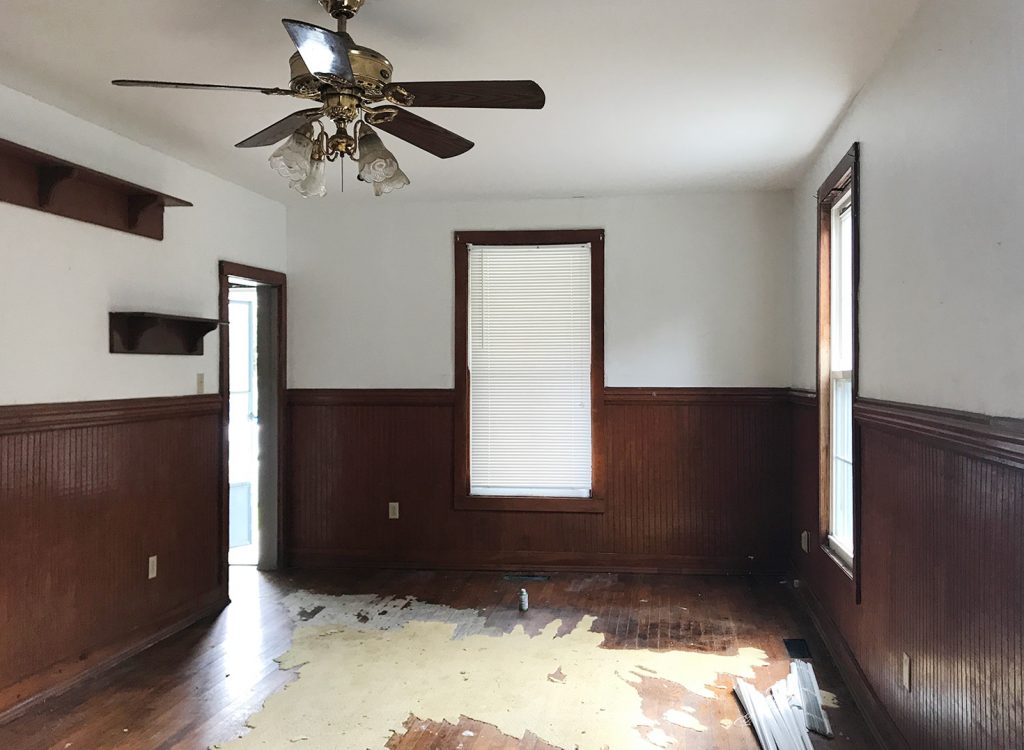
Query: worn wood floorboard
xmin=0 ymin=568 xmax=876 ymax=749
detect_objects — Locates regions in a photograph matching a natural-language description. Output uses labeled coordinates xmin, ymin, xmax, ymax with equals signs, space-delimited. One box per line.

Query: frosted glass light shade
xmin=269 ymin=129 xmax=314 ymax=181
xmin=372 ymin=166 xmax=410 ymax=196
xmin=291 ymin=157 xmax=328 ymax=198
xmin=357 ymin=128 xmax=399 ymax=183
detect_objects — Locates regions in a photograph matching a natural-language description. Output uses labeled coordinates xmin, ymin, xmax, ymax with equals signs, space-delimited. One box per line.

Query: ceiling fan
xmin=112 ymin=0 xmax=546 ymax=197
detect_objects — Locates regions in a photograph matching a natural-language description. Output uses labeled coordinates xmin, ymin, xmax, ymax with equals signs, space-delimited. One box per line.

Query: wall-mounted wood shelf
xmin=109 ymin=313 xmax=220 ymax=356
xmin=0 ymin=137 xmax=192 ymax=241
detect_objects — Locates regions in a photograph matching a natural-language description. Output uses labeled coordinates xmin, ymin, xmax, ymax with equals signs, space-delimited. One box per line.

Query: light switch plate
xmin=148 ymin=555 xmax=158 ymax=580
xmin=388 ymin=502 xmax=400 ymax=520
xmin=196 ymin=373 xmax=205 ymax=394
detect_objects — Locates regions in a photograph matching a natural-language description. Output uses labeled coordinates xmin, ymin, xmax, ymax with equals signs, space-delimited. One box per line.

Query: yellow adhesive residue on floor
xmin=820 ymin=689 xmax=840 ymax=708
xmin=217 ymin=599 xmax=768 ymax=750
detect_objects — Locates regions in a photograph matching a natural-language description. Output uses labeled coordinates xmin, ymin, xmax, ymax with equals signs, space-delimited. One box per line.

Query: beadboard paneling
xmin=0 ymin=395 xmax=224 ymax=720
xmin=792 ymin=396 xmax=1024 ymax=750
xmin=286 ymin=388 xmax=792 ymax=573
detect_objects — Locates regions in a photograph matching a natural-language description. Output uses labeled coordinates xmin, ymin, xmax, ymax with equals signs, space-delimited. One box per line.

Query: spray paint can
xmin=518 ymin=588 xmax=529 ymax=612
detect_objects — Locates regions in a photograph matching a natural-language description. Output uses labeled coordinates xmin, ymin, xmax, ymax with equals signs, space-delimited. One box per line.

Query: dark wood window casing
xmin=816 ymin=143 xmax=861 ymax=596
xmin=453 ymin=229 xmax=606 ymax=514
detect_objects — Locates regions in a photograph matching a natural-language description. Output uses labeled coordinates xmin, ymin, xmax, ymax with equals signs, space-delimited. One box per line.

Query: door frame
xmin=218 ymin=261 xmax=287 ymax=589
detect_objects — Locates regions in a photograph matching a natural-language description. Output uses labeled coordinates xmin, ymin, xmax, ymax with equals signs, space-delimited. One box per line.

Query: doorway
xmin=219 ymin=262 xmax=286 ymax=577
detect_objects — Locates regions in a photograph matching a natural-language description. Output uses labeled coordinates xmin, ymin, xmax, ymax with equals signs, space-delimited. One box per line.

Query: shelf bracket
xmin=37 ymin=165 xmax=77 ymax=208
xmin=126 ymin=195 xmax=161 ymax=230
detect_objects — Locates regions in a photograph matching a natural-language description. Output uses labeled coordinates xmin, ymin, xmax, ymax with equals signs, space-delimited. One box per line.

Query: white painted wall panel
xmin=0 ymin=85 xmax=287 ymax=405
xmin=792 ymin=0 xmax=1024 ymax=417
xmin=288 ymin=191 xmax=795 ymax=389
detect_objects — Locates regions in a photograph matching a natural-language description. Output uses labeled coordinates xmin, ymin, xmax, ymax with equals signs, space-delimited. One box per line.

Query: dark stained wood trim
xmin=452 ymin=230 xmax=606 ymax=514
xmin=0 ymin=137 xmax=191 ymax=241
xmin=0 ymin=591 xmax=226 ymax=726
xmin=288 ymin=389 xmax=456 ymax=407
xmin=793 ymin=394 xmax=1024 ymax=749
xmin=288 ymin=388 xmax=796 ymax=407
xmin=855 ymin=397 xmax=1024 ymax=469
xmin=787 ymin=388 xmax=818 ymax=408
xmin=0 ymin=395 xmax=219 ymax=436
xmin=284 ymin=386 xmax=792 ymax=573
xmin=218 ymin=262 xmax=288 ymax=582
xmin=797 ymin=586 xmax=909 ymax=750
xmin=220 ymin=261 xmax=287 ymax=287
xmin=605 ymin=387 xmax=788 ymax=404
xmin=289 ymin=550 xmax=788 ymax=576
xmin=450 ymin=495 xmax=606 ymax=514
xmin=108 ymin=312 xmax=220 ymax=356
xmin=816 ymin=143 xmax=862 ymax=600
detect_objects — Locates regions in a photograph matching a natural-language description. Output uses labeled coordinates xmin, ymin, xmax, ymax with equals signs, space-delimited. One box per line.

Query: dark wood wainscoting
xmin=0 ymin=395 xmax=225 ymax=721
xmin=791 ymin=394 xmax=1024 ymax=750
xmin=286 ymin=388 xmax=793 ymax=574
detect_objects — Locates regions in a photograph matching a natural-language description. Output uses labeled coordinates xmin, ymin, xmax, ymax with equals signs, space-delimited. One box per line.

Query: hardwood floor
xmin=0 ymin=568 xmax=877 ymax=749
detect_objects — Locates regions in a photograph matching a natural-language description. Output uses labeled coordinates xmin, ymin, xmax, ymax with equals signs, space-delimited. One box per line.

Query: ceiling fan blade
xmin=388 ymin=81 xmax=546 ymax=109
xmin=367 ymin=108 xmax=474 ymax=159
xmin=112 ymin=79 xmax=292 ymax=96
xmin=235 ymin=108 xmax=323 ymax=148
xmin=282 ymin=19 xmax=354 ymax=86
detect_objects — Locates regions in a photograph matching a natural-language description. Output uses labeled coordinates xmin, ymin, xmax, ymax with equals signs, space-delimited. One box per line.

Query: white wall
xmin=0 ymin=84 xmax=287 ymax=405
xmin=792 ymin=0 xmax=1024 ymax=417
xmin=288 ymin=191 xmax=795 ymax=389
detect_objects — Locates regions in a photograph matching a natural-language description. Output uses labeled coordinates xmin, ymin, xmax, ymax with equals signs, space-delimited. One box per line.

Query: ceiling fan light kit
xmin=356 ymin=124 xmax=400 ymax=183
xmin=269 ymin=125 xmax=315 ymax=181
xmin=111 ymin=0 xmax=545 ymax=199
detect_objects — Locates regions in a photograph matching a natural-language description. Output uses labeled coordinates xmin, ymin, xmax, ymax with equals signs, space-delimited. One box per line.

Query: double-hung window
xmin=829 ymin=191 xmax=855 ymax=564
xmin=817 ymin=145 xmax=859 ymax=573
xmin=454 ymin=230 xmax=605 ymax=512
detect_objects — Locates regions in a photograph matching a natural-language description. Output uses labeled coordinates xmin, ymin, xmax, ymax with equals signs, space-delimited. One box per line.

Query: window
xmin=454 ymin=230 xmax=605 ymax=513
xmin=829 ymin=192 xmax=854 ymax=564
xmin=817 ymin=144 xmax=859 ymax=574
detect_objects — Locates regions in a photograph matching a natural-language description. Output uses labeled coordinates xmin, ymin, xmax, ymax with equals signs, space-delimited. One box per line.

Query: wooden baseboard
xmin=0 ymin=590 xmax=227 ymax=725
xmin=288 ymin=550 xmax=789 ymax=576
xmin=797 ymin=586 xmax=908 ymax=750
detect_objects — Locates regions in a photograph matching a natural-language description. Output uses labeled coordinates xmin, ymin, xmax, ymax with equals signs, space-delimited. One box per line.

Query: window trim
xmin=816 ymin=144 xmax=861 ymax=595
xmin=453 ymin=229 xmax=606 ymax=514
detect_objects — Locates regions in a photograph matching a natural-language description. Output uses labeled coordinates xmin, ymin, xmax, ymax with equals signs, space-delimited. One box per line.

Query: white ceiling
xmin=0 ymin=0 xmax=921 ymax=203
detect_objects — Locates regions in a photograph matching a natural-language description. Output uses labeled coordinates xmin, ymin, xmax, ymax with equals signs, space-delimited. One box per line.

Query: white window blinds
xmin=468 ymin=243 xmax=593 ymax=497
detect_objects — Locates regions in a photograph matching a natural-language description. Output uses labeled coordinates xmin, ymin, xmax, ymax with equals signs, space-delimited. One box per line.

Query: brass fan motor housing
xmin=288 ymin=44 xmax=394 ymax=100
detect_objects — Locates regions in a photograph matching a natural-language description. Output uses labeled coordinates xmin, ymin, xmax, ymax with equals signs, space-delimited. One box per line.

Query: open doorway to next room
xmin=220 ymin=262 xmax=286 ymax=573
xmin=228 ymin=282 xmax=260 ymax=566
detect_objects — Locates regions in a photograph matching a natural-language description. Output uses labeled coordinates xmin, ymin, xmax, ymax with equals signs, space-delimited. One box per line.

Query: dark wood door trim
xmin=218 ymin=261 xmax=288 ymax=582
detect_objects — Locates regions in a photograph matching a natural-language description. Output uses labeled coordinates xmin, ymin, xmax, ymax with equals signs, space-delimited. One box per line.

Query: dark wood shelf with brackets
xmin=109 ymin=313 xmax=221 ymax=356
xmin=0 ymin=137 xmax=192 ymax=240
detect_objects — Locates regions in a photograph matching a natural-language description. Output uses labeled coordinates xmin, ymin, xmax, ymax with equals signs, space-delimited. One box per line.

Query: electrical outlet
xmin=388 ymin=502 xmax=400 ymax=520
xmin=801 ymin=530 xmax=809 ymax=553
xmin=148 ymin=555 xmax=158 ymax=580
xmin=902 ymin=652 xmax=912 ymax=692
xmin=196 ymin=373 xmax=205 ymax=394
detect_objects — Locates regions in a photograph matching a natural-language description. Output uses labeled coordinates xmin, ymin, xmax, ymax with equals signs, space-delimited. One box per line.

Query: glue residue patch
xmin=214 ymin=591 xmax=769 ymax=750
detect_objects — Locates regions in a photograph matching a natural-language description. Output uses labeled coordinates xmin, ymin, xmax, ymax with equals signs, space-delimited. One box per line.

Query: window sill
xmin=454 ymin=495 xmax=606 ymax=514
xmin=820 ymin=543 xmax=855 ymax=581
